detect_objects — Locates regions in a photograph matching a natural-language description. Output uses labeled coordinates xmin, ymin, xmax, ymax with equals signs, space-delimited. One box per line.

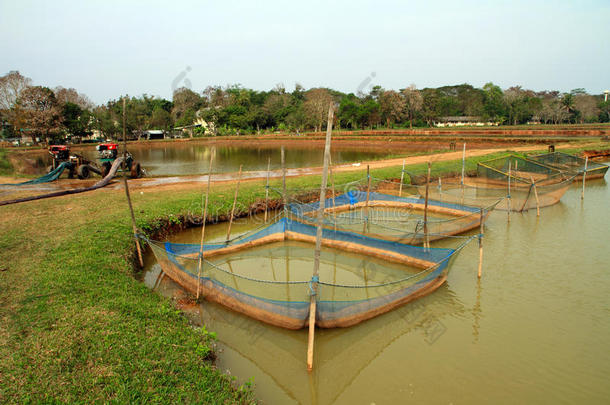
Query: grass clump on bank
xmin=0 ymin=149 xmax=14 ymax=176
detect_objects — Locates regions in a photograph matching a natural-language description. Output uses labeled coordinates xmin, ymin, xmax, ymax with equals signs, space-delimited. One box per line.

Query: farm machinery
xmin=47 ymin=143 xmax=142 ymax=179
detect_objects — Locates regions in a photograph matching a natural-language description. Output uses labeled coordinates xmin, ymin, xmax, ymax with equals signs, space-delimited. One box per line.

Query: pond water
xmin=77 ymin=143 xmax=412 ymax=176
xmin=141 ymin=171 xmax=610 ymax=404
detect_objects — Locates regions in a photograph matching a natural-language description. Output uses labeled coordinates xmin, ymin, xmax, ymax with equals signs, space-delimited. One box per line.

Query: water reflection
xmin=143 ymin=261 xmax=465 ymax=405
xmin=78 ymin=143 xmax=406 ymax=176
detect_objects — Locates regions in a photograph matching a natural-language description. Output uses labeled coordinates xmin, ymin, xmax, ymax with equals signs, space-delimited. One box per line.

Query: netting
xmin=142 ymin=217 xmax=474 ymax=329
xmin=529 ymin=152 xmax=609 ymax=179
xmin=0 ymin=162 xmax=71 ymax=187
xmin=407 ymin=154 xmax=578 ymax=212
xmin=476 ymin=154 xmax=571 ymax=186
xmin=418 ymin=175 xmax=574 ymax=212
xmin=288 ymin=190 xmax=499 ymax=244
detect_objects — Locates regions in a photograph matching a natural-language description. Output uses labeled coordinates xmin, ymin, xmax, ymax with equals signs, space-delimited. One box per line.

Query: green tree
xmin=482 ymin=82 xmax=506 ymax=122
xmin=149 ymin=106 xmax=172 ymax=130
xmin=561 ymin=93 xmax=575 ymax=118
xmin=338 ymin=94 xmax=361 ymax=129
xmin=62 ymin=102 xmax=91 ymax=137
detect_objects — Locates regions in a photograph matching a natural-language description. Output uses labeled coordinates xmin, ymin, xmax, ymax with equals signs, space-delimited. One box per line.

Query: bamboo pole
xmin=281 ymin=146 xmax=287 ymax=216
xmin=438 ymin=177 xmax=442 ymax=202
xmin=399 ymin=159 xmax=405 ymax=197
xmin=363 ymin=165 xmax=371 ymax=233
xmin=329 ymin=156 xmax=336 ymax=209
xmin=226 ymin=165 xmax=243 ymax=242
xmin=461 ymin=143 xmax=466 ymax=185
xmin=423 ymin=162 xmax=431 ymax=250
xmin=477 ymin=208 xmax=484 ymax=278
xmin=196 ymin=153 xmax=214 ymax=300
xmin=264 ymin=157 xmax=270 ymax=223
xmin=121 ymin=97 xmax=144 ymax=268
xmin=530 ymin=176 xmax=540 ymax=216
xmin=581 ymin=156 xmax=588 ymax=200
xmin=507 ymin=161 xmax=512 ymax=220
xmin=330 ymin=156 xmax=337 ymax=231
xmin=307 ymin=102 xmax=334 ymax=372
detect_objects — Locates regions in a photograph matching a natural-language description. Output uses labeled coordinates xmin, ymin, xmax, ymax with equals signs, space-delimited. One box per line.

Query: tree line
xmin=1 ymin=70 xmax=609 ymax=143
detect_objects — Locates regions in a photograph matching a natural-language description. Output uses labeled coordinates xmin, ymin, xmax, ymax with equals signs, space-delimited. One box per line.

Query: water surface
xmin=142 ymin=171 xmax=610 ymax=404
xmin=80 ymin=143 xmax=408 ymax=176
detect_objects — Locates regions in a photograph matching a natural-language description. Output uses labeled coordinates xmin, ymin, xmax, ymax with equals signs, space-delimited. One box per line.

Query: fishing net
xmin=288 ymin=189 xmax=499 ymax=244
xmin=408 ymin=155 xmax=575 ymax=212
xmin=141 ymin=217 xmax=474 ymax=329
xmin=422 ymin=177 xmax=573 ymax=212
xmin=476 ymin=154 xmax=570 ymax=186
xmin=529 ymin=152 xmax=609 ymax=178
xmin=268 ymin=173 xmax=499 ymax=244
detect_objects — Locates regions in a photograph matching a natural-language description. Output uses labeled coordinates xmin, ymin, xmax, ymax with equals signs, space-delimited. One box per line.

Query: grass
xmin=0 ymin=140 xmax=608 ymax=402
xmin=0 ymin=149 xmax=14 ymax=176
xmin=0 ymin=187 xmax=255 ymax=402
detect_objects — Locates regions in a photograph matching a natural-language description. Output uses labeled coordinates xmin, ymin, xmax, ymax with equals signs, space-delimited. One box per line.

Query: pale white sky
xmin=1 ymin=0 xmax=608 ymax=104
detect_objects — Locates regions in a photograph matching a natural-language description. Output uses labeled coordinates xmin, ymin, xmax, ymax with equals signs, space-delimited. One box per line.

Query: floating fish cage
xmin=289 ymin=190 xmax=499 ymax=244
xmin=528 ymin=151 xmax=609 ymax=179
xmin=142 ymin=218 xmax=474 ymax=329
xmin=415 ymin=155 xmax=575 ymax=212
xmin=476 ymin=154 xmax=573 ymax=187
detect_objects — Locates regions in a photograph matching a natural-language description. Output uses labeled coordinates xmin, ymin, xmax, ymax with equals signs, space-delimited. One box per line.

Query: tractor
xmin=47 ymin=143 xmax=141 ymax=179
xmin=96 ymin=143 xmax=141 ymax=178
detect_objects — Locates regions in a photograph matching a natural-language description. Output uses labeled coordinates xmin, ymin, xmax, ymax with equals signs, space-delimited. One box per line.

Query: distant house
xmin=173 ymin=124 xmax=201 ymax=138
xmin=435 ymin=116 xmax=498 ymax=127
xmin=142 ymin=130 xmax=166 ymax=140
xmin=19 ymin=130 xmax=38 ymax=145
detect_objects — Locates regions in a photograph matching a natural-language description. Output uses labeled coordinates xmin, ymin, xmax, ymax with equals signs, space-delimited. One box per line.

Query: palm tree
xmin=561 ymin=93 xmax=574 ymax=114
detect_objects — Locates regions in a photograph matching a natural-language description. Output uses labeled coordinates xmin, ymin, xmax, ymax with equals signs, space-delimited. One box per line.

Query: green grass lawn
xmin=0 ymin=141 xmax=607 ymax=402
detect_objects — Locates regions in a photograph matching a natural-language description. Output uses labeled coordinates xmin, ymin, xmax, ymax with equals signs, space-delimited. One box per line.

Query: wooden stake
xmin=581 ymin=156 xmax=588 ymax=200
xmin=438 ymin=177 xmax=442 ymax=201
xmin=281 ymin=146 xmax=287 ymax=216
xmin=329 ymin=156 xmax=336 ymax=209
xmin=530 ymin=176 xmax=540 ymax=217
xmin=477 ymin=208 xmax=484 ymax=278
xmin=507 ymin=161 xmax=512 ymax=220
xmin=226 ymin=165 xmax=243 ymax=242
xmin=399 ymin=159 xmax=405 ymax=196
xmin=363 ymin=165 xmax=371 ymax=233
xmin=264 ymin=157 xmax=270 ymax=223
xmin=121 ymin=97 xmax=144 ymax=268
xmin=461 ymin=143 xmax=466 ymax=185
xmin=423 ymin=161 xmax=431 ymax=249
xmin=330 ymin=157 xmax=337 ymax=230
xmin=307 ymin=102 xmax=334 ymax=372
xmin=196 ymin=153 xmax=214 ymax=300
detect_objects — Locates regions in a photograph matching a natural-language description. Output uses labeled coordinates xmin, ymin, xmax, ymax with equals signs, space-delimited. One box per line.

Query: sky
xmin=1 ymin=0 xmax=609 ymax=105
